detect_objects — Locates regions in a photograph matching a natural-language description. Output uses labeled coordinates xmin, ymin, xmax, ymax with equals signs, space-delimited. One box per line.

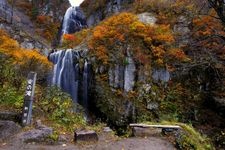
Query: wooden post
xmin=21 ymin=72 xmax=37 ymax=126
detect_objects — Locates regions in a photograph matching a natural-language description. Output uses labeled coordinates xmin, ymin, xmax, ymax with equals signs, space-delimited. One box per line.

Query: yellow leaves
xmin=151 ymin=45 xmax=166 ymax=65
xmin=130 ymin=21 xmax=146 ymax=33
xmin=93 ymin=26 xmax=107 ymax=39
xmin=89 ymin=12 xmax=183 ymax=66
xmin=193 ymin=9 xmax=225 ymax=37
xmin=95 ymin=46 xmax=109 ymax=65
xmin=0 ymin=29 xmax=52 ymax=69
xmin=103 ymin=13 xmax=137 ymax=27
xmin=61 ymin=29 xmax=90 ymax=49
xmin=0 ymin=35 xmax=19 ymax=51
xmin=153 ymin=25 xmax=174 ymax=43
xmin=167 ymin=48 xmax=190 ymax=62
xmin=192 ymin=9 xmax=225 ymax=57
xmin=89 ymin=13 xmax=140 ymax=64
xmin=62 ymin=34 xmax=76 ymax=48
xmin=152 ymin=45 xmax=165 ymax=58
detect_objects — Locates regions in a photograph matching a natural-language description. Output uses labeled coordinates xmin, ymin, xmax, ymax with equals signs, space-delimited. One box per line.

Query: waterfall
xmin=82 ymin=60 xmax=91 ymax=111
xmin=49 ymin=49 xmax=91 ymax=111
xmin=61 ymin=6 xmax=87 ymax=35
xmin=48 ymin=4 xmax=90 ymax=110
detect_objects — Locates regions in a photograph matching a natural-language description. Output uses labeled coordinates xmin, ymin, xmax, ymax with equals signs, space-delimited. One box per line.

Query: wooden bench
xmin=129 ymin=123 xmax=182 ymax=136
xmin=130 ymin=123 xmax=181 ymax=129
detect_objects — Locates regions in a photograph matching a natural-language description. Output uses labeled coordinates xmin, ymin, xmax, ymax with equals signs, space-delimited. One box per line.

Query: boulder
xmin=19 ymin=120 xmax=53 ymax=143
xmin=138 ymin=12 xmax=157 ymax=25
xmin=19 ymin=128 xmax=53 ymax=143
xmin=20 ymin=41 xmax=34 ymax=49
xmin=74 ymin=130 xmax=98 ymax=142
xmin=0 ymin=120 xmax=21 ymax=141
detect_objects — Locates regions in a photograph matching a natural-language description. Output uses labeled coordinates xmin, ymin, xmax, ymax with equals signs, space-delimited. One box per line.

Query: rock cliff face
xmin=61 ymin=7 xmax=87 ymax=35
xmin=0 ymin=0 xmax=49 ymax=54
xmin=49 ymin=6 xmax=174 ymax=127
xmin=81 ymin=0 xmax=134 ymax=26
xmin=0 ymin=0 xmax=70 ymax=54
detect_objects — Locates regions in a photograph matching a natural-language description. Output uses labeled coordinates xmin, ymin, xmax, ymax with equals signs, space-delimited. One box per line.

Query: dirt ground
xmin=0 ymin=132 xmax=175 ymax=150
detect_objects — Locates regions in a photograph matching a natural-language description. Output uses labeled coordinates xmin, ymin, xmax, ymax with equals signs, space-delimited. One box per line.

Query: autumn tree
xmin=88 ymin=12 xmax=188 ymax=66
xmin=0 ymin=29 xmax=52 ymax=86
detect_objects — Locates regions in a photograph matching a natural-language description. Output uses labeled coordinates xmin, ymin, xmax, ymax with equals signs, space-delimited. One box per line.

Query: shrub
xmin=35 ymin=86 xmax=86 ymax=131
xmin=0 ymin=85 xmax=24 ymax=110
xmin=177 ymin=123 xmax=214 ymax=150
xmin=0 ymin=29 xmax=52 ymax=80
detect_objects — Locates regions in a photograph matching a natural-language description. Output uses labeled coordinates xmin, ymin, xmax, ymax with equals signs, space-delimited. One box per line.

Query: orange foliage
xmin=134 ymin=0 xmax=196 ymax=25
xmin=167 ymin=48 xmax=190 ymax=62
xmin=62 ymin=34 xmax=76 ymax=48
xmin=63 ymin=34 xmax=76 ymax=41
xmin=35 ymin=15 xmax=59 ymax=41
xmin=36 ymin=15 xmax=48 ymax=24
xmin=192 ymin=9 xmax=225 ymax=60
xmin=61 ymin=29 xmax=89 ymax=49
xmin=89 ymin=12 xmax=186 ymax=66
xmin=193 ymin=10 xmax=225 ymax=37
xmin=0 ymin=29 xmax=51 ymax=68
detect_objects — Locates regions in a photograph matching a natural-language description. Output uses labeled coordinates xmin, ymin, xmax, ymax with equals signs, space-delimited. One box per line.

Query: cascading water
xmin=49 ymin=50 xmax=80 ymax=103
xmin=82 ymin=60 xmax=91 ymax=111
xmin=49 ymin=49 xmax=91 ymax=112
xmin=61 ymin=6 xmax=87 ymax=35
xmin=48 ymin=2 xmax=91 ymax=111
xmin=50 ymin=0 xmax=136 ymax=124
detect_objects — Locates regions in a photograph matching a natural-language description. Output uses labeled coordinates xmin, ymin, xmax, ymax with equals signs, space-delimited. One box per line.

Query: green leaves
xmin=36 ymin=86 xmax=86 ymax=131
xmin=0 ymin=85 xmax=24 ymax=110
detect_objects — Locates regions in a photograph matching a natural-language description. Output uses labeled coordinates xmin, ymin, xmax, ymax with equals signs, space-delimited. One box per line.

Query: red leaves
xmin=63 ymin=34 xmax=76 ymax=41
xmin=36 ymin=15 xmax=48 ymax=24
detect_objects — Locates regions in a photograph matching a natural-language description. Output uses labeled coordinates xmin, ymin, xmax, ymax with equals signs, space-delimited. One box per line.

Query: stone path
xmin=0 ymin=133 xmax=175 ymax=150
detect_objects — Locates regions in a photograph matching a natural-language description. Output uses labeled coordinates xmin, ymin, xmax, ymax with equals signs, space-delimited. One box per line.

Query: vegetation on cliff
xmin=8 ymin=0 xmax=69 ymax=42
xmin=0 ymin=0 xmax=225 ymax=149
xmin=0 ymin=29 xmax=99 ymax=135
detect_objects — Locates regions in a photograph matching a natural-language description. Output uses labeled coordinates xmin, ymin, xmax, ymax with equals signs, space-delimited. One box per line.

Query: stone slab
xmin=74 ymin=130 xmax=98 ymax=142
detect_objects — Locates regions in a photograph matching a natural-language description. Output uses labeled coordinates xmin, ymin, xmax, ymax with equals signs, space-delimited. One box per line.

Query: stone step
xmin=74 ymin=130 xmax=98 ymax=142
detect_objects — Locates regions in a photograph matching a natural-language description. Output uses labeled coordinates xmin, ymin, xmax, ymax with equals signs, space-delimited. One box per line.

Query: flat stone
xmin=19 ymin=126 xmax=53 ymax=143
xmin=74 ymin=130 xmax=98 ymax=142
xmin=132 ymin=127 xmax=161 ymax=137
xmin=0 ymin=120 xmax=21 ymax=141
